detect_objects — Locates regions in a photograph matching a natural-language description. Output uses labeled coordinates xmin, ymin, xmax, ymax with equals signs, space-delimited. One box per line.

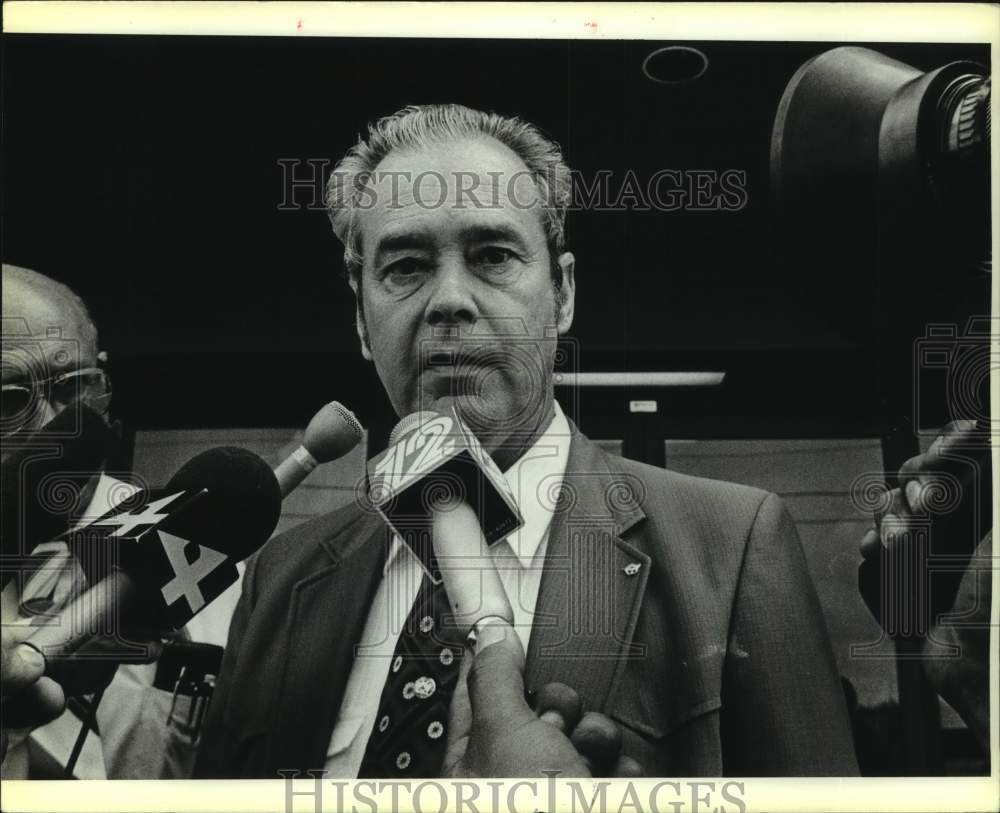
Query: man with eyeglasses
xmin=1 ymin=266 xmax=112 ymax=443
xmin=0 ymin=264 xmax=194 ymax=779
xmin=2 ymin=264 xmax=118 ymax=776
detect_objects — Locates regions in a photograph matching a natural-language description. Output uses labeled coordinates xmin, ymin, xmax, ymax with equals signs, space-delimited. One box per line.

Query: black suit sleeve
xmin=191 ymin=549 xmax=259 ymax=778
xmin=720 ymin=492 xmax=859 ymax=775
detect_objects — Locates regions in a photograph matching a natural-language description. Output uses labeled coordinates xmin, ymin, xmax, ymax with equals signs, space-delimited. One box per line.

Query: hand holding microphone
xmin=441 ymin=627 xmax=644 ymax=778
xmin=19 ymin=446 xmax=283 ymax=667
xmin=21 ymin=401 xmax=364 ymax=671
xmin=427 ymin=481 xmax=642 ymax=777
xmin=369 ymin=410 xmax=640 ymax=777
xmin=2 ymin=400 xmax=364 ymax=768
xmin=1 ymin=625 xmax=64 ymax=762
xmin=430 ymin=497 xmax=514 ymax=650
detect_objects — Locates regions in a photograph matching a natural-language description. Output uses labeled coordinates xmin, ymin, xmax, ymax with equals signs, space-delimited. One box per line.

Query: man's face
xmin=1 ymin=277 xmax=99 ymax=447
xmin=351 ymin=136 xmax=575 ymax=457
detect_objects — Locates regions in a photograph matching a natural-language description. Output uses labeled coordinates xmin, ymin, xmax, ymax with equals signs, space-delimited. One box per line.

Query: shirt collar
xmin=383 ymin=399 xmax=572 ymax=574
xmin=74 ymin=473 xmax=139 ymax=529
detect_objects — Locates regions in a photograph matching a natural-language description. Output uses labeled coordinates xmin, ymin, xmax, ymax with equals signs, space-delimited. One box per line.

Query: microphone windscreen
xmin=302 ymin=401 xmax=364 ymax=463
xmin=165 ymin=446 xmax=281 ymax=562
xmin=1 ymin=404 xmax=110 ymax=566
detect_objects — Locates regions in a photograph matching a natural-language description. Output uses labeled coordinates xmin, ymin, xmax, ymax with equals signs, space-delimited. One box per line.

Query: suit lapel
xmin=266 ymin=511 xmax=389 ymax=773
xmin=525 ymin=428 xmax=651 ymax=713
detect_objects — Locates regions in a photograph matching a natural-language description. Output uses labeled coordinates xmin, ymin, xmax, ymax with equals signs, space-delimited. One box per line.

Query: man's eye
xmin=384 ymin=258 xmax=428 ymax=282
xmin=1 ymin=386 xmax=34 ymax=421
xmin=472 ymin=247 xmax=517 ymax=268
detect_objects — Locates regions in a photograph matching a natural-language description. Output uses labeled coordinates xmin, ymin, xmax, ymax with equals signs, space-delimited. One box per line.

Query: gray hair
xmin=325 ymin=104 xmax=572 ymax=285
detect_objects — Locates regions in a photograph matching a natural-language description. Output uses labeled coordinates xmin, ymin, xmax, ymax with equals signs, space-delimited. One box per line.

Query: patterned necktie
xmin=357 ymin=572 xmax=465 ymax=777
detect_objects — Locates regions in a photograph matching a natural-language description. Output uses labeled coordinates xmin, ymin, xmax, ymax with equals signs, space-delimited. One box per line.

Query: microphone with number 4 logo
xmin=22 ymin=446 xmax=282 ymax=666
xmin=23 ymin=401 xmax=365 ymax=669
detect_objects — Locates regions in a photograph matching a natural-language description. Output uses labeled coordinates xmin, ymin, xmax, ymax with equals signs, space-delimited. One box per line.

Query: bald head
xmin=2 ymin=264 xmax=99 ymax=357
xmin=2 ymin=264 xmax=102 ymax=442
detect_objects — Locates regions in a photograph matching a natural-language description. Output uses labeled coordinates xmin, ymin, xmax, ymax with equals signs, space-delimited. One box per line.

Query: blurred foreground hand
xmin=1 ymin=625 xmax=64 ymax=761
xmin=860 ymin=420 xmax=992 ymax=748
xmin=442 ymin=620 xmax=643 ymax=778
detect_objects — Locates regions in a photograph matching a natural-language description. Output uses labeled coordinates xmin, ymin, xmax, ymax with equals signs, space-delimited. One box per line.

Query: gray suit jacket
xmin=194 ymin=428 xmax=859 ymax=777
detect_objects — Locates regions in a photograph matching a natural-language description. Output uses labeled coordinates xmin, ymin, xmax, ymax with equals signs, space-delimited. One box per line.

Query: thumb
xmin=444 ymin=644 xmax=474 ymax=756
xmin=11 ymin=644 xmax=46 ymax=684
xmin=466 ymin=621 xmax=531 ymax=731
xmin=1 ymin=637 xmax=47 ymax=697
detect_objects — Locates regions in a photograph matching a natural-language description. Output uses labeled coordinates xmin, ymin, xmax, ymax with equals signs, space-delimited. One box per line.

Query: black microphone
xmin=23 ymin=446 xmax=281 ymax=664
xmin=1 ymin=403 xmax=111 ymax=589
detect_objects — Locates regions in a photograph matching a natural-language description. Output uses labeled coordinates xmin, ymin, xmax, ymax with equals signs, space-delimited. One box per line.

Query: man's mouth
xmin=420 ymin=348 xmax=508 ymax=403
xmin=423 ymin=347 xmax=502 ymax=372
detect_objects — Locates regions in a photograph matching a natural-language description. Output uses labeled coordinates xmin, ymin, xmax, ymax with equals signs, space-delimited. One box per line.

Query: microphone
xmin=273 ymin=401 xmax=364 ymax=497
xmin=24 ymin=446 xmax=282 ymax=663
xmin=1 ymin=403 xmax=112 ymax=589
xmin=430 ymin=496 xmax=514 ymax=651
xmin=366 ymin=405 xmax=523 ymax=581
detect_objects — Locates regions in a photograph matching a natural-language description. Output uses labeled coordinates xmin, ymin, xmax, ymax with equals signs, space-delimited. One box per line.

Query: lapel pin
xmin=623 ymin=562 xmax=641 ymax=576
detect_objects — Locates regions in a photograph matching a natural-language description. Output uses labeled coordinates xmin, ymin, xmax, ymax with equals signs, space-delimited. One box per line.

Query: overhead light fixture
xmin=553 ymin=371 xmax=725 ymax=387
xmin=642 ymin=46 xmax=709 ymax=85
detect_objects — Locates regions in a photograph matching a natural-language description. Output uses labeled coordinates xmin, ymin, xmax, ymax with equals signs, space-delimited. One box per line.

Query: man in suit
xmin=195 ymin=104 xmax=859 ymax=778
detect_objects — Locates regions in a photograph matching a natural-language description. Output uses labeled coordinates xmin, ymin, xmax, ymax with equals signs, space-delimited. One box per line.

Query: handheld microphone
xmin=1 ymin=403 xmax=111 ymax=589
xmin=367 ymin=405 xmax=523 ymax=581
xmin=430 ymin=497 xmax=514 ymax=650
xmin=24 ymin=446 xmax=282 ymax=662
xmin=273 ymin=401 xmax=364 ymax=497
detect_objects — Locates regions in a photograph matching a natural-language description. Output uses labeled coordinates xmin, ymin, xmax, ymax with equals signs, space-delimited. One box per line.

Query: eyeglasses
xmin=1 ymin=367 xmax=113 ymax=438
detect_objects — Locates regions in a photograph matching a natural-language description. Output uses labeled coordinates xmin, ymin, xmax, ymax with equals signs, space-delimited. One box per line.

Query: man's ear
xmin=554 ymin=252 xmax=576 ymax=335
xmin=348 ymin=273 xmax=374 ymax=361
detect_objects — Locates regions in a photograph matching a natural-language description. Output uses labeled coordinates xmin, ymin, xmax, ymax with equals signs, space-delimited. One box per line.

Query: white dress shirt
xmin=323 ymin=400 xmax=572 ymax=776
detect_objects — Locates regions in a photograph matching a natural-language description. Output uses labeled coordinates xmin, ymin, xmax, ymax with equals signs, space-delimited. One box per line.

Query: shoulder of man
xmin=244 ymin=499 xmax=379 ymax=593
xmin=590 ymin=440 xmax=781 ymax=563
xmin=588 ymin=442 xmax=802 ymax=632
xmin=603 ymin=444 xmax=772 ymax=523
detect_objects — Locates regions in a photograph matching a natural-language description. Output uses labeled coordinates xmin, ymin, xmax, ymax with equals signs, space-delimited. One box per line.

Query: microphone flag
xmin=366 ymin=405 xmax=523 ymax=582
xmin=60 ymin=487 xmax=239 ymax=631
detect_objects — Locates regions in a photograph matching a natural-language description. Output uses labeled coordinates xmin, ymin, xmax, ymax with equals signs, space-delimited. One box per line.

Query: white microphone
xmin=431 ymin=497 xmax=516 ymax=654
xmin=273 ymin=401 xmax=364 ymax=497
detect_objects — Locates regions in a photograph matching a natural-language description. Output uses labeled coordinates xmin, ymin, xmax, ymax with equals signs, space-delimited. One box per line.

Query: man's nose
xmin=425 ymin=260 xmax=479 ymax=326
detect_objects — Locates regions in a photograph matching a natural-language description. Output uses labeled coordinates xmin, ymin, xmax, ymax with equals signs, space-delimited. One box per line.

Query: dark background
xmin=3 ymin=36 xmax=992 ymax=777
xmin=2 ymin=36 xmax=990 ymax=445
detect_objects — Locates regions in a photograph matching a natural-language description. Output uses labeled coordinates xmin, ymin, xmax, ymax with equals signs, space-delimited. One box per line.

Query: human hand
xmin=859 ymin=420 xmax=992 ymax=746
xmin=442 ymin=620 xmax=643 ymax=778
xmin=919 ymin=531 xmax=991 ymax=749
xmin=861 ymin=420 xmax=991 ymax=560
xmin=1 ymin=625 xmax=65 ymax=761
xmin=39 ymin=619 xmax=172 ymax=698
xmin=16 ymin=577 xmax=174 ymax=698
